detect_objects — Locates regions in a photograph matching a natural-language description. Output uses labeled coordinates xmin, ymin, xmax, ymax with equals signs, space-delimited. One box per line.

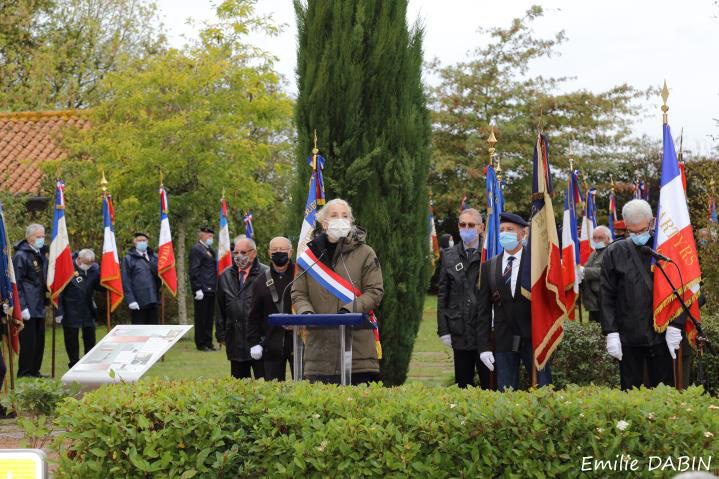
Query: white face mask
xmin=327 ymin=218 xmax=351 ymax=243
xmin=78 ymin=263 xmax=91 ymax=272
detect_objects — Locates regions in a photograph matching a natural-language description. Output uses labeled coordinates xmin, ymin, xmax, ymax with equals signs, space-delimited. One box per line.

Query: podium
xmin=268 ymin=313 xmax=374 ymax=385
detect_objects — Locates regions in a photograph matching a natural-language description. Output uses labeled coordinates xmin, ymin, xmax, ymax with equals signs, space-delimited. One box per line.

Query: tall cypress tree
xmin=292 ymin=0 xmax=431 ymax=385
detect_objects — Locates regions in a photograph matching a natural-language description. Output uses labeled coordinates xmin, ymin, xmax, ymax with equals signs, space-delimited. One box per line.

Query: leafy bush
xmin=551 ymin=320 xmax=620 ymax=389
xmin=53 ymin=379 xmax=719 ymax=478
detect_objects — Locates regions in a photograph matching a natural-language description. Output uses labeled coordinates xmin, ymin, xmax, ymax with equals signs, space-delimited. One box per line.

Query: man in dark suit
xmin=216 ymin=236 xmax=268 ymax=379
xmin=189 ymin=226 xmax=217 ymax=351
xmin=247 ymin=236 xmax=295 ymax=381
xmin=476 ymin=212 xmax=552 ymax=391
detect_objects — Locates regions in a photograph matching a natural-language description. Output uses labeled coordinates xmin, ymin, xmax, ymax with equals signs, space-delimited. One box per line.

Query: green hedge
xmin=53 ymin=379 xmax=719 ymax=479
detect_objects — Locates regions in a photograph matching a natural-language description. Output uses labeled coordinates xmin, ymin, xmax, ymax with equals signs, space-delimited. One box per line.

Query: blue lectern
xmin=268 ymin=313 xmax=373 ymax=385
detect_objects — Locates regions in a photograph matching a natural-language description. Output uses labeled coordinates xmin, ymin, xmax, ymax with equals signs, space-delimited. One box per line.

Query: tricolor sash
xmin=297 ymin=248 xmax=382 ymax=359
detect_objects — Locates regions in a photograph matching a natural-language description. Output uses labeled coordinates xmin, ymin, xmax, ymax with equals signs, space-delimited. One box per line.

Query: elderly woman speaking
xmin=291 ymin=198 xmax=384 ymax=385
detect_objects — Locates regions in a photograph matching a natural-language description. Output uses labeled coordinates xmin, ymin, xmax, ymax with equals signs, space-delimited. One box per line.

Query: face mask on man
xmin=459 ymin=228 xmax=478 ymax=245
xmin=271 ymin=252 xmax=290 ymax=267
xmin=522 ymin=236 xmax=528 ymax=247
xmin=136 ymin=241 xmax=148 ymax=252
xmin=234 ymin=253 xmax=252 ymax=269
xmin=205 ymin=238 xmax=214 ymax=247
xmin=499 ymin=231 xmax=519 ymax=251
xmin=33 ymin=238 xmax=44 ymax=250
xmin=448 ymin=238 xmax=455 ymax=248
xmin=591 ymin=240 xmax=607 ymax=250
xmin=630 ymin=232 xmax=651 ymax=246
xmin=327 ymin=219 xmax=351 ymax=242
xmin=78 ymin=263 xmax=91 ymax=272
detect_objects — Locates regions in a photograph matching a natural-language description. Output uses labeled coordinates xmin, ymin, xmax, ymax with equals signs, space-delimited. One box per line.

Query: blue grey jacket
xmin=121 ymin=247 xmax=160 ymax=308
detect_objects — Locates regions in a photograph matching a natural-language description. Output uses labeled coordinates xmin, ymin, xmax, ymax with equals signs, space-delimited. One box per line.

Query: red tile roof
xmin=0 ymin=110 xmax=90 ymax=194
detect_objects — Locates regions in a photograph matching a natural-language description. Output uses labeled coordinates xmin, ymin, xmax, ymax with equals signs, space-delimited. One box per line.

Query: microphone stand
xmin=653 ymin=259 xmax=713 ymax=395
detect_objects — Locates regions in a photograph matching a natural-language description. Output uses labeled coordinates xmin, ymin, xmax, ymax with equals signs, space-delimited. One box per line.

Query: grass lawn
xmin=25 ymin=295 xmax=453 ymax=385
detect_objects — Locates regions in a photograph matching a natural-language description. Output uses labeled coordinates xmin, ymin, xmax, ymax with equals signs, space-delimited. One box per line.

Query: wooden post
xmin=1 ymin=341 xmax=7 ymax=394
xmin=106 ymin=291 xmax=111 ymax=332
xmin=531 ymin=358 xmax=538 ymax=388
xmin=51 ymin=308 xmax=56 ymax=378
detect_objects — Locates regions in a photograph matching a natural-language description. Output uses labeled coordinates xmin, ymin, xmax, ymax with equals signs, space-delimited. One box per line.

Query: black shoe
xmin=207 ymin=345 xmax=217 ymax=351
xmin=33 ymin=373 xmax=50 ymax=379
xmin=0 ymin=407 xmax=16 ymax=419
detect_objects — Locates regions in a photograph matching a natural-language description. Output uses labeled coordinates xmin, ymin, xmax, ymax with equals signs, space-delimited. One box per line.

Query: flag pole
xmin=52 ymin=307 xmax=56 ymax=378
xmin=100 ymin=172 xmax=112 ymax=333
xmin=486 ymin=127 xmax=498 ymax=391
xmin=661 ymin=80 xmax=683 ymax=392
xmin=5 ymin=313 xmax=14 ymax=390
xmin=1 ymin=339 xmax=7 ymax=394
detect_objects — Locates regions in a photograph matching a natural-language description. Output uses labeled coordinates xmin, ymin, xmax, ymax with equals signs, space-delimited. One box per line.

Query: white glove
xmin=195 ymin=290 xmax=204 ymax=301
xmin=479 ymin=351 xmax=495 ymax=371
xmin=21 ymin=308 xmax=31 ymax=320
xmin=250 ymin=344 xmax=263 ymax=360
xmin=55 ymin=315 xmax=63 ymax=324
xmin=577 ymin=266 xmax=585 ymax=283
xmin=128 ymin=302 xmax=140 ymax=311
xmin=665 ymin=326 xmax=682 ymax=360
xmin=606 ymin=332 xmax=623 ymax=361
xmin=440 ymin=334 xmax=452 ymax=348
xmin=1 ymin=303 xmax=8 ymax=315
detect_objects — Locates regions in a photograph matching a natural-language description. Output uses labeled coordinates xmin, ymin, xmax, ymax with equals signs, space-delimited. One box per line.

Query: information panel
xmin=61 ymin=325 xmax=192 ymax=386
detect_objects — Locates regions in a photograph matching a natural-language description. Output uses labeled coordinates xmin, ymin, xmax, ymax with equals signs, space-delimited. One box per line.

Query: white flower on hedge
xmin=596 ymin=427 xmax=604 ymax=433
xmin=316 ymin=440 xmax=328 ymax=452
xmin=647 ymin=412 xmax=656 ymax=421
xmin=709 ymin=405 xmax=719 ymax=410
xmin=579 ymin=413 xmax=585 ymax=418
xmin=616 ymin=420 xmax=630 ymax=431
xmin=450 ymin=403 xmax=456 ymax=409
xmin=705 ymin=432 xmax=714 ymax=438
xmin=312 ymin=414 xmax=320 ymax=419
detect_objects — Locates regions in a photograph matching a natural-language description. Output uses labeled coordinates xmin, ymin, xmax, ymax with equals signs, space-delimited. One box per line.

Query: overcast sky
xmin=156 ymin=0 xmax=719 ymax=154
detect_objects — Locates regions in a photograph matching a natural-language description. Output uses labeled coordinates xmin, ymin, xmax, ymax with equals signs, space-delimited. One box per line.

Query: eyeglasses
xmin=269 ymin=248 xmax=291 ymax=253
xmin=458 ymin=223 xmax=477 ymax=228
xmin=236 ymin=249 xmax=255 ymax=255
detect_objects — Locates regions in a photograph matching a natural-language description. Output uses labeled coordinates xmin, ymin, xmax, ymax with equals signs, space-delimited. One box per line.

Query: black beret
xmin=133 ymin=232 xmax=150 ymax=239
xmin=499 ymin=212 xmax=528 ymax=227
xmin=200 ymin=226 xmax=215 ymax=234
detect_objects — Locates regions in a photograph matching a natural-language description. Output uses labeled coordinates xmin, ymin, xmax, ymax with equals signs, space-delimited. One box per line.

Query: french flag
xmin=652 ymin=122 xmax=702 ymax=336
xmin=521 ymin=134 xmax=566 ymax=371
xmin=561 ymin=170 xmax=582 ymax=320
xmin=158 ymin=186 xmax=177 ymax=296
xmin=481 ymin=164 xmax=503 ymax=263
xmin=0 ymin=203 xmax=21 ymax=352
xmin=608 ymin=189 xmax=617 ymax=240
xmin=217 ymin=197 xmax=232 ymax=275
xmin=579 ymin=188 xmax=596 ymax=265
xmin=100 ymin=194 xmax=124 ymax=311
xmin=243 ymin=210 xmax=254 ymax=240
xmin=47 ymin=180 xmax=75 ymax=308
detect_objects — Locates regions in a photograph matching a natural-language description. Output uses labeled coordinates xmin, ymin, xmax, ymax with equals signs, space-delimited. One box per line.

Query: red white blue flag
xmin=608 ymin=189 xmax=618 ymax=240
xmin=47 ymin=180 xmax=74 ymax=308
xmin=243 ymin=210 xmax=254 ymax=240
xmin=158 ymin=186 xmax=177 ymax=296
xmin=217 ymin=197 xmax=232 ymax=275
xmin=652 ymin=122 xmax=702 ymax=340
xmin=579 ymin=188 xmax=596 ymax=265
xmin=561 ymin=170 xmax=582 ymax=320
xmin=100 ymin=194 xmax=124 ymax=311
xmin=481 ymin=165 xmax=504 ymax=263
xmin=521 ymin=134 xmax=566 ymax=370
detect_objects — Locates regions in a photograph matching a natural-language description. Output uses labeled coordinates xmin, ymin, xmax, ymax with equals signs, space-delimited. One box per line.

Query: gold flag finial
xmin=610 ymin=174 xmax=615 ymax=191
xmin=100 ymin=170 xmax=108 ymax=193
xmin=569 ymin=158 xmax=574 ymax=172
xmin=487 ymin=126 xmax=497 ymax=166
xmin=661 ymin=80 xmax=669 ymax=124
xmin=159 ymin=170 xmax=164 ymax=188
xmin=312 ymin=129 xmax=318 ymax=155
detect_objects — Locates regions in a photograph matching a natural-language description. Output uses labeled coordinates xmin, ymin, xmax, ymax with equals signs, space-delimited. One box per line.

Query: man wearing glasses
xmin=216 ymin=235 xmax=268 ymax=379
xmin=600 ymin=199 xmax=682 ymax=389
xmin=247 ymin=236 xmax=295 ymax=381
xmin=436 ymin=208 xmax=490 ymax=389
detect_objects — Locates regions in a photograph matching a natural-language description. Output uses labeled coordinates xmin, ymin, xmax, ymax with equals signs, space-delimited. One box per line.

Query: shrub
xmin=551 ymin=320 xmax=620 ymax=389
xmin=53 ymin=379 xmax=719 ymax=479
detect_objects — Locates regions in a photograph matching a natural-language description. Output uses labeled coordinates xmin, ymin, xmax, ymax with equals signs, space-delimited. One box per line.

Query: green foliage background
xmin=292 ymin=0 xmax=431 ymax=385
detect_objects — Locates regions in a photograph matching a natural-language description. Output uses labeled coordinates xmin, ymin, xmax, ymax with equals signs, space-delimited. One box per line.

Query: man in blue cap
xmin=476 ymin=212 xmax=552 ymax=391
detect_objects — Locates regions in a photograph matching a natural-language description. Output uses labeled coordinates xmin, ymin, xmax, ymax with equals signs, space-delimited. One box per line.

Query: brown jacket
xmin=291 ymin=226 xmax=384 ymax=376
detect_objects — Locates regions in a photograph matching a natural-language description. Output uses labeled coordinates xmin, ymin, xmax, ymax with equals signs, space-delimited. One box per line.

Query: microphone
xmin=278 ymin=249 xmax=326 ymax=314
xmin=640 ymin=246 xmax=673 ymax=263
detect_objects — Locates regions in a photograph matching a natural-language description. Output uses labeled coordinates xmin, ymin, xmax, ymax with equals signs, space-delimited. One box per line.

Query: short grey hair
xmin=234 ymin=235 xmax=256 ymax=251
xmin=25 ymin=223 xmax=44 ymax=239
xmin=622 ymin=199 xmax=653 ymax=227
xmin=594 ymin=225 xmax=611 ymax=239
xmin=458 ymin=208 xmax=483 ymax=225
xmin=316 ymin=198 xmax=354 ymax=224
xmin=77 ymin=249 xmax=95 ymax=262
